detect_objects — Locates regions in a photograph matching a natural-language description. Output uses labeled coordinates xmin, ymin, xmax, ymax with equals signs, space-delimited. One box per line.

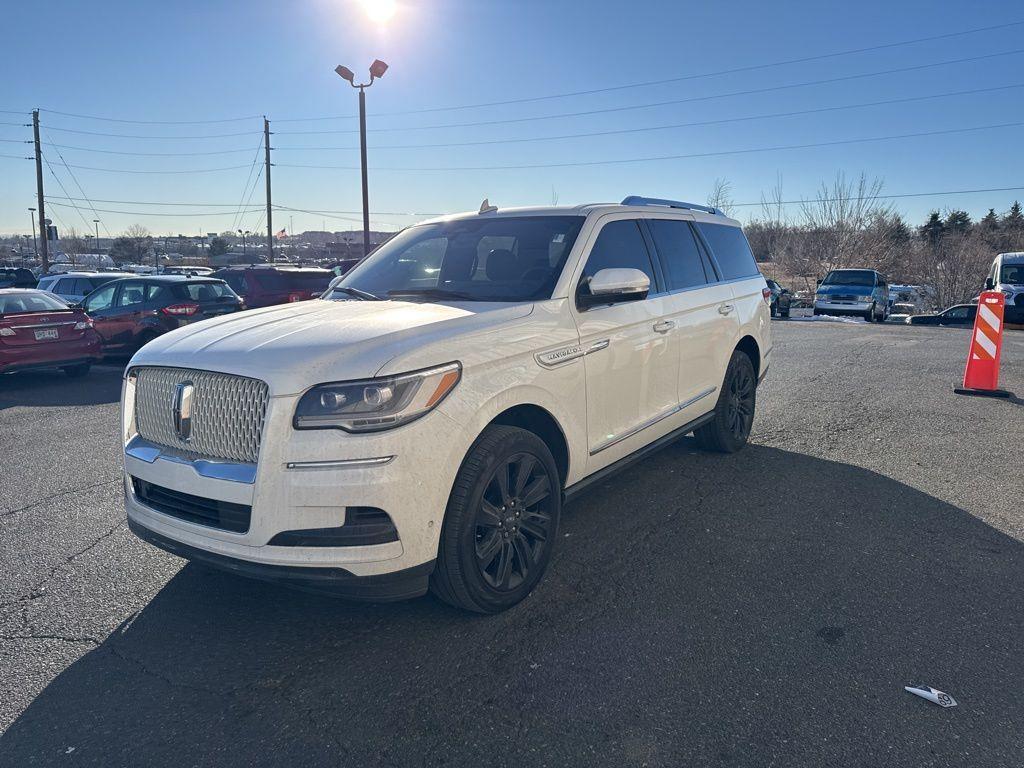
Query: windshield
xmin=329 ymin=215 xmax=586 ymax=302
xmin=0 ymin=292 xmax=70 ymax=314
xmin=1000 ymin=264 xmax=1024 ymax=284
xmin=822 ymin=270 xmax=876 ymax=287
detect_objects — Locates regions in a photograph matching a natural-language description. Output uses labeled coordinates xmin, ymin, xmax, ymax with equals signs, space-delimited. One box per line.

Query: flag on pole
xmin=275 ymin=229 xmax=287 ymax=240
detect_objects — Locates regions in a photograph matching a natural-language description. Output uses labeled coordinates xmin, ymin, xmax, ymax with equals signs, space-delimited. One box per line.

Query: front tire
xmin=430 ymin=425 xmax=561 ymax=613
xmin=694 ymin=351 xmax=757 ymax=453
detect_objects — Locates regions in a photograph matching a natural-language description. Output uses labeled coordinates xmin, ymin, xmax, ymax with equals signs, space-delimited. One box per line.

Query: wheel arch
xmin=487 ymin=404 xmax=570 ymax=488
xmin=734 ymin=334 xmax=761 ymax=379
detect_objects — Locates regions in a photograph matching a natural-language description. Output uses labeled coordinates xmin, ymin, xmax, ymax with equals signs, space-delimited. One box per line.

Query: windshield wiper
xmin=331 ymin=286 xmax=382 ymax=301
xmin=387 ymin=288 xmax=477 ymax=301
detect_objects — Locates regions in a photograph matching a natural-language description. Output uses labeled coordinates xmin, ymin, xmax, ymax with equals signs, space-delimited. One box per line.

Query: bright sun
xmin=360 ymin=0 xmax=397 ymax=24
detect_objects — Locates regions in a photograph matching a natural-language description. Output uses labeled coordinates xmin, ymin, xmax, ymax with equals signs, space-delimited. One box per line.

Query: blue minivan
xmin=813 ymin=269 xmax=889 ymax=322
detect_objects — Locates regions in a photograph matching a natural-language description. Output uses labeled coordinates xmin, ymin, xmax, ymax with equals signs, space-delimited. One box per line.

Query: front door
xmin=82 ymin=282 xmax=120 ymax=347
xmin=570 ymin=217 xmax=680 ymax=461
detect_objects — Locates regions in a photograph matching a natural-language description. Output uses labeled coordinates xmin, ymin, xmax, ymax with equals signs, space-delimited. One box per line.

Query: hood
xmin=129 ymin=298 xmax=534 ymax=395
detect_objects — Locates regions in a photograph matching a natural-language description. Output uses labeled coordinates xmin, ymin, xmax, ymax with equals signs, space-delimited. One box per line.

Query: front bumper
xmin=123 ymin=382 xmax=471 ymax=586
xmin=814 ymin=299 xmax=872 ymax=316
xmin=128 ymin=517 xmax=433 ymax=600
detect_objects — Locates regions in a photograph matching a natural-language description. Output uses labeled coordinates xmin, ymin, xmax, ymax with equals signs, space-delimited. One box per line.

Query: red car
xmin=212 ymin=265 xmax=333 ymax=308
xmin=0 ymin=289 xmax=102 ymax=377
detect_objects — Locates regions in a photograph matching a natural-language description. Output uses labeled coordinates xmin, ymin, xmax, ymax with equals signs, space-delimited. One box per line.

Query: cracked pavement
xmin=1 ymin=323 xmax=1023 ymax=767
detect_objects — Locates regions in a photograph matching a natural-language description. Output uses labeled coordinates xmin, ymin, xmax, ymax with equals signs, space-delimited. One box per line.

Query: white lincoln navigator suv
xmin=123 ymin=196 xmax=772 ymax=612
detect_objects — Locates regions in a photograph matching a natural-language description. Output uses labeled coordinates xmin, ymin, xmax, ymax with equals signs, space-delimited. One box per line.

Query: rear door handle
xmin=653 ymin=320 xmax=676 ymax=334
xmin=718 ymin=304 xmax=735 ymax=315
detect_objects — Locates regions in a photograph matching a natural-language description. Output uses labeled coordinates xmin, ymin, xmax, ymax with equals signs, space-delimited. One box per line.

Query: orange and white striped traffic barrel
xmin=954 ymin=291 xmax=1011 ymax=398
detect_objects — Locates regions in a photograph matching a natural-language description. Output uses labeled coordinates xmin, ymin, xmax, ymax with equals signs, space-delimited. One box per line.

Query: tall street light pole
xmin=28 ymin=208 xmax=38 ymax=256
xmin=93 ymin=219 xmax=100 ymax=255
xmin=335 ymin=59 xmax=388 ymax=258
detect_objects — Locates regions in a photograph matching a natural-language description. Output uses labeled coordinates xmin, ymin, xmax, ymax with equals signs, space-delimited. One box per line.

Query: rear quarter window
xmin=695 ymin=222 xmax=760 ymax=281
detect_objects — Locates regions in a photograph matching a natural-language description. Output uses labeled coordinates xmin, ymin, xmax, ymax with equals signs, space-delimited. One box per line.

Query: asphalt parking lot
xmin=1 ymin=321 xmax=1023 ymax=767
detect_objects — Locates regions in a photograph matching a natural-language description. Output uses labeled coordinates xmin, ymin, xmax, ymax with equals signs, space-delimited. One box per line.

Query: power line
xmin=40 ymin=152 xmax=95 ymax=231
xmin=230 ymin=138 xmax=266 ymax=231
xmin=0 ymin=121 xmax=29 ymax=127
xmin=276 ymin=120 xmax=1024 ymax=171
xmin=273 ymin=19 xmax=1024 ymax=121
xmin=39 ymin=109 xmax=263 ymax=125
xmin=44 ymin=131 xmax=114 ymax=237
xmin=45 ymin=195 xmax=441 ymax=215
xmin=47 ymin=162 xmax=254 ymax=174
xmin=277 ymin=48 xmax=1024 ymax=136
xmin=0 ymin=152 xmax=32 ymax=160
xmin=46 ymin=202 xmax=264 ymax=217
xmin=42 ymin=126 xmax=262 ymax=140
xmin=43 ymin=142 xmax=259 ymax=157
xmin=275 ymin=83 xmax=1024 ymax=151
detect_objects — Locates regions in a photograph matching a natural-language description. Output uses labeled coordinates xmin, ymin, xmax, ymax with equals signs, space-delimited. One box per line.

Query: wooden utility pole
xmin=264 ymin=117 xmax=273 ymax=263
xmin=32 ymin=110 xmax=49 ymax=271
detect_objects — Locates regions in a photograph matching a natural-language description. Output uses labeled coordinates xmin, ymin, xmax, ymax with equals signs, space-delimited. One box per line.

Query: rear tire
xmin=430 ymin=425 xmax=561 ymax=613
xmin=62 ymin=363 xmax=91 ymax=378
xmin=694 ymin=351 xmax=757 ymax=454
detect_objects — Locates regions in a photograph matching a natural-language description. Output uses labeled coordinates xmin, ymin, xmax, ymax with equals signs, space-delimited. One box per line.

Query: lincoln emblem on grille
xmin=172 ymin=381 xmax=195 ymax=441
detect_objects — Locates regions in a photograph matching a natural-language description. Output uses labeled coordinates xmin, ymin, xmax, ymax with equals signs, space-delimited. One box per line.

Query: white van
xmin=985 ymin=252 xmax=1024 ymax=324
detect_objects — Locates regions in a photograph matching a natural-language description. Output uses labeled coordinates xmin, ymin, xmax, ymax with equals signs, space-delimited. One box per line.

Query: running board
xmin=563 ymin=411 xmax=715 ymax=503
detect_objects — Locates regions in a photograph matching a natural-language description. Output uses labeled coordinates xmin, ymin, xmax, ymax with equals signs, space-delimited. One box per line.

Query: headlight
xmin=293 ymin=362 xmax=461 ymax=432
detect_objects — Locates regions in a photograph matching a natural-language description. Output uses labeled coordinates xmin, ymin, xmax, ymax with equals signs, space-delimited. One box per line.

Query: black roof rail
xmin=621 ymin=195 xmax=722 ymax=215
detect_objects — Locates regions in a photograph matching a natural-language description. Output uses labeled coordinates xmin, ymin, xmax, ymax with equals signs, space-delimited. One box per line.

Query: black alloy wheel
xmin=431 ymin=425 xmax=561 ymax=613
xmin=474 ymin=452 xmax=553 ymax=591
xmin=694 ymin=350 xmax=757 ymax=453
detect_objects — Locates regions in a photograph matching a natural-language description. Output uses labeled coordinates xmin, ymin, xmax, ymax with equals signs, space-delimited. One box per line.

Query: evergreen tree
xmin=944 ymin=209 xmax=972 ymax=235
xmin=919 ymin=211 xmax=945 ymax=248
xmin=979 ymin=208 xmax=999 ymax=231
xmin=1003 ymin=201 xmax=1024 ymax=232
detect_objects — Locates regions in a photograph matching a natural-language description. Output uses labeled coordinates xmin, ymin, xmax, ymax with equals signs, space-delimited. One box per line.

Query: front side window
xmin=580 ymin=220 xmax=657 ymax=287
xmin=84 ymin=283 xmax=117 ymax=313
xmin=647 ymin=219 xmax=709 ymax=290
xmin=944 ymin=306 xmax=971 ymax=320
xmin=1000 ymin=264 xmax=1024 ymax=284
xmin=696 ymin=222 xmax=760 ymax=280
xmin=331 ymin=216 xmax=586 ymax=302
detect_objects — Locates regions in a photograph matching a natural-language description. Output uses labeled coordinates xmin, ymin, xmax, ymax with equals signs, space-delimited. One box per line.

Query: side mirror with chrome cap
xmin=578 ymin=267 xmax=650 ymax=310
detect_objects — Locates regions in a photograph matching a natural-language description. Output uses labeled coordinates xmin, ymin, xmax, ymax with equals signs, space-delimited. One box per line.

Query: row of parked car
xmin=0 ymin=265 xmax=335 ymax=378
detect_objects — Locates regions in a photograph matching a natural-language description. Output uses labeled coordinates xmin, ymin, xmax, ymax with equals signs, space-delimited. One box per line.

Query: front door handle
xmin=718 ymin=304 xmax=735 ymax=315
xmin=653 ymin=320 xmax=676 ymax=334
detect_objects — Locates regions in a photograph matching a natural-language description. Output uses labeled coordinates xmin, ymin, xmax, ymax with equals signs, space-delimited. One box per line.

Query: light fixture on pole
xmin=335 ymin=58 xmax=388 ymax=257
xmin=93 ymin=219 xmax=100 ymax=254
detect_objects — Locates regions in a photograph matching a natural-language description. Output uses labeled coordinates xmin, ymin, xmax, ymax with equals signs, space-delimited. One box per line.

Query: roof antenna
xmin=479 ymin=198 xmax=498 ymax=214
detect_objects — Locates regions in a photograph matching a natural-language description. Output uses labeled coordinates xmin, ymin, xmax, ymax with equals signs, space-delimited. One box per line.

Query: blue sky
xmin=2 ymin=0 xmax=1024 ymax=238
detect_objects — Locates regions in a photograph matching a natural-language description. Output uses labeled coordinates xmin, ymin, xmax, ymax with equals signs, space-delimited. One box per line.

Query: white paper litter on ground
xmin=905 ymin=685 xmax=957 ymax=707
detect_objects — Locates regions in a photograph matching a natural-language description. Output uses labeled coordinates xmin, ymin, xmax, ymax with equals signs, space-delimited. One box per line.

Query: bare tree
xmin=706 ymin=178 xmax=736 ymax=217
xmin=798 ymin=173 xmax=894 ymax=276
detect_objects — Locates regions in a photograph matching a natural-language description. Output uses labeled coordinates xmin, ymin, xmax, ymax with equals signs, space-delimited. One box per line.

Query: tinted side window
xmin=647 ymin=220 xmax=708 ymax=290
xmin=53 ymin=278 xmax=75 ymax=294
xmin=581 ymin=220 xmax=657 ymax=288
xmin=84 ymin=283 xmax=117 ymax=313
xmin=695 ymin=222 xmax=759 ymax=280
xmin=116 ymin=282 xmax=146 ymax=308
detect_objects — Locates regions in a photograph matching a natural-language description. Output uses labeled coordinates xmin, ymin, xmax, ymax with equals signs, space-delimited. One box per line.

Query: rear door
xmin=644 ymin=217 xmax=734 ymax=416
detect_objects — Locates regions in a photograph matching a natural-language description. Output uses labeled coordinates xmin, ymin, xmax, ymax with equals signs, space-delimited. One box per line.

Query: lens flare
xmin=360 ymin=0 xmax=397 ymax=24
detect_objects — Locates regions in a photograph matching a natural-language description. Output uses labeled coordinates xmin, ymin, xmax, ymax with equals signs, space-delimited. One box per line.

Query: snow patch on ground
xmin=787 ymin=313 xmax=868 ymax=324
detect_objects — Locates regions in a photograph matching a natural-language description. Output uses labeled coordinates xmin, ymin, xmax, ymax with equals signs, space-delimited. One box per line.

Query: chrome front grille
xmin=132 ymin=366 xmax=269 ymax=464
